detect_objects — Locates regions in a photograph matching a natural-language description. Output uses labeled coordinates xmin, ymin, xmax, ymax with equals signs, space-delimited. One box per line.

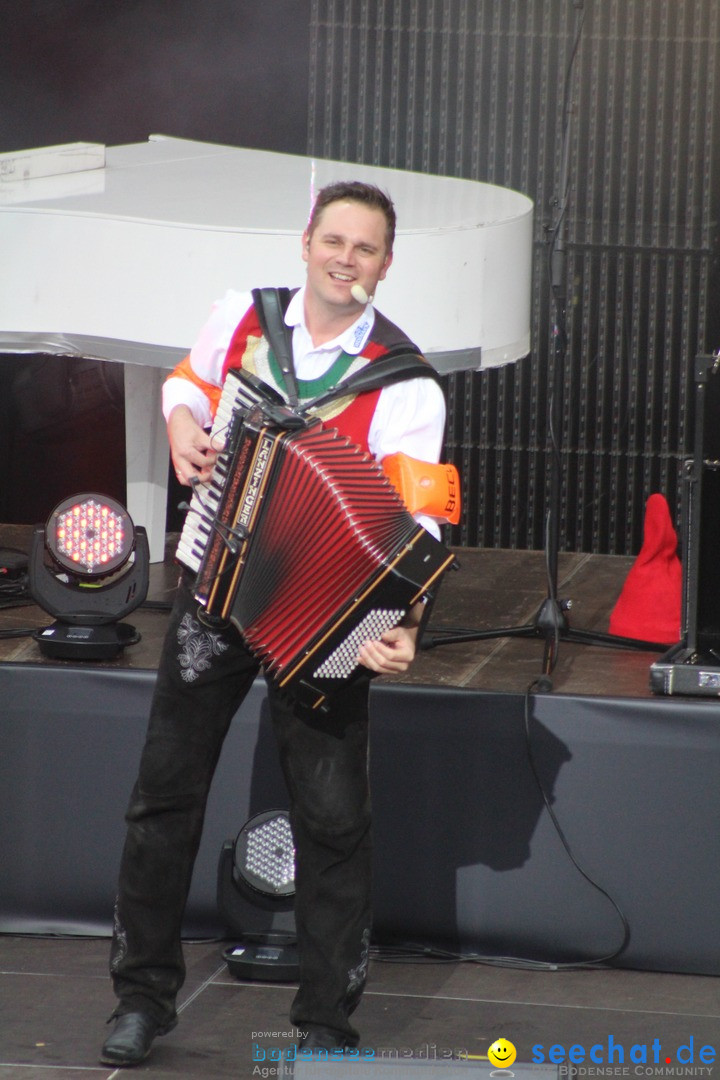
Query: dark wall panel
xmin=0 ymin=0 xmax=311 ymax=155
xmin=5 ymin=664 xmax=720 ymax=975
xmin=0 ymin=0 xmax=312 ymax=523
xmin=308 ymin=0 xmax=720 ymax=555
xmin=3 ymin=1 xmax=719 ymax=555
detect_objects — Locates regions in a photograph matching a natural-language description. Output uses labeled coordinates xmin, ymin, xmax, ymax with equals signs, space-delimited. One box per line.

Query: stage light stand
xmin=218 ymin=809 xmax=299 ymax=982
xmin=28 ymin=492 xmax=149 ymax=660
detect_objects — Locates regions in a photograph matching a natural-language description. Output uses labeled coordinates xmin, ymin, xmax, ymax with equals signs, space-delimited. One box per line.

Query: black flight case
xmin=650 ymin=351 xmax=720 ymax=696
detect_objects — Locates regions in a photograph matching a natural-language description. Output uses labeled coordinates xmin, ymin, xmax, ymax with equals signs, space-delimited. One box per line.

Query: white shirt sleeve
xmin=369 ymin=375 xmax=446 ymax=464
xmin=162 ymin=378 xmax=214 ymax=429
xmin=368 ymin=375 xmax=447 ymax=538
xmin=161 ymin=290 xmax=252 ymax=425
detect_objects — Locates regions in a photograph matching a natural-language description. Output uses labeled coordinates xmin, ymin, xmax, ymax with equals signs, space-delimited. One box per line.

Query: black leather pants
xmin=109 ymin=576 xmax=372 ymax=1041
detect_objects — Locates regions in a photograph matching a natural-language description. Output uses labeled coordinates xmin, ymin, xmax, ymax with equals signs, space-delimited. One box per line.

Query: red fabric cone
xmin=608 ymin=493 xmax=681 ymax=644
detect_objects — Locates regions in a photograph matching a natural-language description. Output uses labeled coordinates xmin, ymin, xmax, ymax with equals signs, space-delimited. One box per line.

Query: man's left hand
xmin=357 ymin=624 xmax=419 ymax=675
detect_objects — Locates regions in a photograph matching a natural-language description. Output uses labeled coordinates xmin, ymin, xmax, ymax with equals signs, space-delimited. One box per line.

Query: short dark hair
xmin=307 ymin=181 xmax=396 ymax=253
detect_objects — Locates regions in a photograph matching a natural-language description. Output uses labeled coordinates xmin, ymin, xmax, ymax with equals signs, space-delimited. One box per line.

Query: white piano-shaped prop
xmin=0 ymin=136 xmax=533 ymax=561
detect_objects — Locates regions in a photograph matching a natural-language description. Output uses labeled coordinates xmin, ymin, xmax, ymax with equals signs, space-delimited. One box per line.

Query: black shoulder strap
xmin=300 ymin=348 xmax=441 ymax=415
xmin=251 ymin=288 xmax=440 ymax=414
xmin=252 ymin=287 xmax=299 ymax=406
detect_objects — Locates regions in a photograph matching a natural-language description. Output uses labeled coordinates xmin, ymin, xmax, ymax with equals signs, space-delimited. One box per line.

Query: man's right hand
xmin=167 ymin=405 xmax=218 ymax=485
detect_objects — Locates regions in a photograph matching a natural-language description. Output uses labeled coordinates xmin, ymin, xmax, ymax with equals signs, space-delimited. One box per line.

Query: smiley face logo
xmin=488 ymin=1038 xmax=517 ymax=1069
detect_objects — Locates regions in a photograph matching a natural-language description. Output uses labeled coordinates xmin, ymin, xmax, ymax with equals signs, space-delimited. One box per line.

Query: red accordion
xmin=176 ymin=369 xmax=456 ymax=709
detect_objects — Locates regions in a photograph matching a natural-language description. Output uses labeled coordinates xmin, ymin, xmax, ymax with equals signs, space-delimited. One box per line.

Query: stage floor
xmin=2 ymin=934 xmax=719 ymax=1079
xmin=4 ymin=526 xmax=720 ymax=1076
xmin=0 ymin=525 xmax=662 ymax=696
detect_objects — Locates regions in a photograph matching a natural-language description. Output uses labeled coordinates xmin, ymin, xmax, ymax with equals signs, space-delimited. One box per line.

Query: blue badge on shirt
xmin=352 ymin=319 xmax=371 ymax=350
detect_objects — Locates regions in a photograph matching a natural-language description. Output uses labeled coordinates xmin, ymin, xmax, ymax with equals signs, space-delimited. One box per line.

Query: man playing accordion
xmin=101 ymin=180 xmax=447 ymax=1067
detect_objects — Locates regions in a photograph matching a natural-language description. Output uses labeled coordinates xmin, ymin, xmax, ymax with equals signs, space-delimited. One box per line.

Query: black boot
xmin=100 ymin=1011 xmax=177 ymax=1067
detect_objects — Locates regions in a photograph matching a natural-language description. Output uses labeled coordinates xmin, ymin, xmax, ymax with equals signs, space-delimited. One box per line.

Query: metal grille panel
xmin=308 ymin=0 xmax=720 ymax=554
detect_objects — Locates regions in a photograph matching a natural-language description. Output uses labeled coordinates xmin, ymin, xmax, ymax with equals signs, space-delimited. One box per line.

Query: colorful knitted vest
xmin=220 ymin=297 xmax=421 ymax=454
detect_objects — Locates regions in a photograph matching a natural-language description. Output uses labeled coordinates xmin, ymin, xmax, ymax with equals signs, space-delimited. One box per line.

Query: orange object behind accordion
xmin=176 ymin=369 xmax=456 ymax=710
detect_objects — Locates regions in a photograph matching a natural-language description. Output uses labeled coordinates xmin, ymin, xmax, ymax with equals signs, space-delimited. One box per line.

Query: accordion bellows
xmin=176 ymin=369 xmax=456 ymax=709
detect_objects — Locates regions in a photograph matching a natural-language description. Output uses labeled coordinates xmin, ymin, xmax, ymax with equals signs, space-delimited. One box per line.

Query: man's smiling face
xmin=302 ymin=198 xmax=393 ymax=319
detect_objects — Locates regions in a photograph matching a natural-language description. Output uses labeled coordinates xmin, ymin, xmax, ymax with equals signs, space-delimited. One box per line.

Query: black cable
xmin=370 ymin=942 xmax=604 ymax=973
xmin=0 ymin=591 xmax=31 ymax=605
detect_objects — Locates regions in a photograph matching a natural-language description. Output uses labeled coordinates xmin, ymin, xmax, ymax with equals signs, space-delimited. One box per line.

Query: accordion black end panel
xmin=176 ymin=372 xmax=457 ymax=711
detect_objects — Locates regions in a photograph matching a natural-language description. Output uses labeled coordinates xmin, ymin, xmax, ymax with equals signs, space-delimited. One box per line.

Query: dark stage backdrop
xmin=0 ymin=0 xmax=310 ymax=155
xmin=308 ymin=0 xmax=720 ymax=555
xmin=0 ymin=0 xmax=311 ymax=525
xmin=2 ymin=2 xmax=719 ymax=555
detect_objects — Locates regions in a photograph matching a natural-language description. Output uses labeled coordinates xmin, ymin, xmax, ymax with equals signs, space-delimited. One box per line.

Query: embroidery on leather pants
xmin=110 ymin=897 xmax=128 ymax=975
xmin=346 ymin=927 xmax=371 ymax=1000
xmin=176 ymin=612 xmax=229 ymax=683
